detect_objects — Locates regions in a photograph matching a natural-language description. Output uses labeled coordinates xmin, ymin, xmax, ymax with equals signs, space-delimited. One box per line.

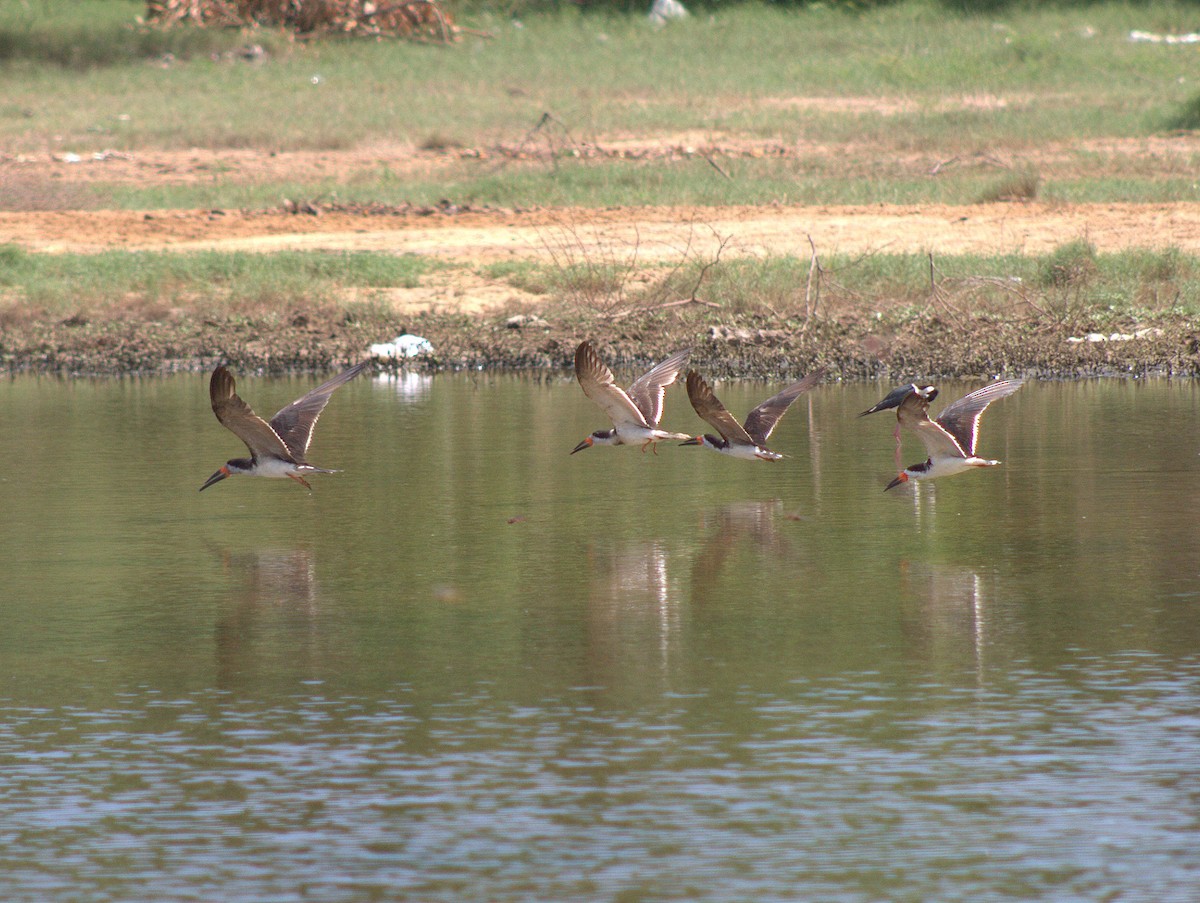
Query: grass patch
xmin=0 ymin=2 xmax=1194 ymax=152
xmin=5 ymin=243 xmax=1200 ymax=375
xmin=479 ymin=260 xmax=553 ymax=295
xmin=975 ymin=167 xmax=1040 ymax=203
xmin=0 ymin=2 xmax=1197 ymax=208
xmin=0 ymin=170 xmax=100 ymax=211
xmin=466 ymin=244 xmax=1200 ymax=329
xmin=523 ymin=246 xmax=1170 ymax=322
xmin=79 ymin=157 xmax=1200 ymax=211
xmin=1038 ymin=238 xmax=1097 ymax=288
xmin=0 ymin=1 xmax=287 ymax=69
xmin=1163 ymin=91 xmax=1200 ymax=131
xmin=0 ymin=245 xmax=430 ymax=319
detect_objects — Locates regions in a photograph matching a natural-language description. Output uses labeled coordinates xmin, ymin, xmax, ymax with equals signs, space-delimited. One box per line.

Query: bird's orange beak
xmin=571 ymin=436 xmax=593 ymax=455
xmin=679 ymin=436 xmax=702 ymax=446
xmin=884 ymin=472 xmax=909 ymax=492
xmin=199 ymin=465 xmax=230 ymax=492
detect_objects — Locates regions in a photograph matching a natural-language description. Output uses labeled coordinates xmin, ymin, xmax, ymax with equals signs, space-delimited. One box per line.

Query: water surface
xmin=2 ymin=372 xmax=1199 ymax=900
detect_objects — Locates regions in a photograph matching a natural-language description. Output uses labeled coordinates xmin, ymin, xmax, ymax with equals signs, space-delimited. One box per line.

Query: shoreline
xmin=2 ymin=307 xmax=1196 ymax=380
xmin=5 ymin=202 xmax=1200 ymax=380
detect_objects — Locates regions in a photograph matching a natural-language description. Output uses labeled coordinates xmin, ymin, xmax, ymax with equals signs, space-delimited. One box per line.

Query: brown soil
xmin=6 ymin=131 xmax=1200 ymax=260
xmin=7 ymin=200 xmax=1200 ymax=260
xmin=3 ymin=141 xmax=1200 ymax=377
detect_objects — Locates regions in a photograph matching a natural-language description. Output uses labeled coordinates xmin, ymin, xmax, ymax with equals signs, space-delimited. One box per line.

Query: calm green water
xmin=2 ymin=371 xmax=1199 ymax=901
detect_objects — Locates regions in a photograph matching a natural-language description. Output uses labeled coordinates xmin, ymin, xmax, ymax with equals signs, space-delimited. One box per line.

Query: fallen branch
xmin=701 ymin=151 xmax=732 ymax=181
xmin=143 ymin=0 xmax=461 ymax=42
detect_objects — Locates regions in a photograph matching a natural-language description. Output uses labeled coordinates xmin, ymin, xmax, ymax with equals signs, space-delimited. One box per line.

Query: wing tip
xmin=209 ymin=363 xmax=235 ymax=403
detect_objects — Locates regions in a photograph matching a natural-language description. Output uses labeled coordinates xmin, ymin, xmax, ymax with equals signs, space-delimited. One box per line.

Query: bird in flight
xmin=571 ymin=341 xmax=692 ymax=455
xmin=200 ymin=361 xmax=370 ymax=491
xmin=860 ymin=379 xmax=1025 ymax=490
xmin=680 ymin=367 xmax=826 ymax=461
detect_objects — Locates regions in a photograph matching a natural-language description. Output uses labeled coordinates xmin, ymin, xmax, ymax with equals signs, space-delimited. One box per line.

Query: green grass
xmin=0 ymin=245 xmax=429 ymax=317
xmin=63 ymin=159 xmax=1200 ymax=211
xmin=0 ymin=0 xmax=276 ymax=69
xmin=533 ymin=242 xmax=1200 ymax=325
xmin=2 ymin=1 xmax=1200 ymax=209
xmin=2 ymin=1 xmax=1200 ymax=157
xmin=3 ymin=243 xmax=1196 ymax=327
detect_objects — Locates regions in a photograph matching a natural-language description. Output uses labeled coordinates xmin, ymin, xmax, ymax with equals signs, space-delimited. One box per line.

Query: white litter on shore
xmin=1066 ymin=328 xmax=1165 ymax=344
xmin=1129 ymin=30 xmax=1200 ymax=44
xmin=369 ymin=334 xmax=434 ymax=358
xmin=649 ymin=0 xmax=688 ymax=26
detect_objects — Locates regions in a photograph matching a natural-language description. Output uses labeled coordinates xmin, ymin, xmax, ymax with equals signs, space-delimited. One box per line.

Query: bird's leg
xmin=641 ymin=439 xmax=652 ymax=454
xmin=893 ymin=421 xmax=902 ymax=470
xmin=288 ymin=473 xmax=314 ymax=490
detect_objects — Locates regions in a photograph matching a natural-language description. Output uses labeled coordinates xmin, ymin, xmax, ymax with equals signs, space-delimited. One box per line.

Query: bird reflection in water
xmin=690 ymin=500 xmax=787 ymax=605
xmin=213 ymin=546 xmax=326 ymax=688
xmin=898 ymin=560 xmax=993 ymax=681
xmin=584 ymin=540 xmax=680 ymax=688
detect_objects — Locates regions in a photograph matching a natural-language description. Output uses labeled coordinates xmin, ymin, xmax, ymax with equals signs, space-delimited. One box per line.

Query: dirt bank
xmin=6 ymin=201 xmax=1200 ymax=258
xmin=4 ymin=297 xmax=1197 ymax=381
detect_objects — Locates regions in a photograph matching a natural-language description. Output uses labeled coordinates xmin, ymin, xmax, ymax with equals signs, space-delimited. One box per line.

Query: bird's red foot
xmin=287 ymin=473 xmax=314 ymax=490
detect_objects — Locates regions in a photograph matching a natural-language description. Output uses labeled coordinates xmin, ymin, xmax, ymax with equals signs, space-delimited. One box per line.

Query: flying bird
xmin=200 ymin=361 xmax=370 ymax=491
xmin=680 ymin=367 xmax=826 ymax=461
xmin=860 ymin=379 xmax=1025 ymax=490
xmin=571 ymin=341 xmax=692 ymax=454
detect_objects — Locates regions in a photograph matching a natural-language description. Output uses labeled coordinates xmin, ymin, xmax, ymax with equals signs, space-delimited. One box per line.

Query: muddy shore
xmin=3 ymin=306 xmax=1197 ymax=380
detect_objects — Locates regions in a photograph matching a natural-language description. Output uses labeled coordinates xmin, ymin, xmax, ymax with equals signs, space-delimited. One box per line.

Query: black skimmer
xmin=860 ymin=379 xmax=1024 ymax=490
xmin=680 ymin=367 xmax=826 ymax=461
xmin=571 ymin=341 xmax=692 ymax=454
xmin=200 ymin=361 xmax=370 ymax=491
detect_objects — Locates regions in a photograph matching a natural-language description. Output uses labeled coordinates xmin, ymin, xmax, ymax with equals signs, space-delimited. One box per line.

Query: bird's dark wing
xmin=627 ymin=347 xmax=691 ymax=427
xmin=860 ymin=384 xmax=920 ymax=417
xmin=743 ymin=367 xmax=826 ymax=445
xmin=685 ymin=370 xmax=756 ymax=446
xmin=268 ymin=360 xmax=371 ymax=460
xmin=575 ymin=341 xmax=651 ymax=430
xmin=935 ymin=379 xmax=1025 ymax=457
xmin=210 ymin=366 xmax=294 ymax=463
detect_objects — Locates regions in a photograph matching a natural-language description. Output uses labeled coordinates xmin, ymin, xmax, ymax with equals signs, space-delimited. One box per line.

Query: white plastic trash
xmin=649 ymin=0 xmax=688 ymax=26
xmin=370 ymin=334 xmax=434 ymax=359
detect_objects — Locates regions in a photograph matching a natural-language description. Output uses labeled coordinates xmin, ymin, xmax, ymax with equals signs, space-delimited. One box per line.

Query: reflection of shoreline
xmin=690 ymin=500 xmax=786 ymax=606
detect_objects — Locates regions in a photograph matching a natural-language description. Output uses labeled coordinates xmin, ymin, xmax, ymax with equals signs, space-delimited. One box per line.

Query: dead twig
xmin=958 ymin=275 xmax=1054 ymax=320
xmin=926 ymin=252 xmax=967 ymax=331
xmin=701 ymin=151 xmax=732 ymax=181
xmin=611 ymin=228 xmax=732 ymax=321
xmin=685 ymin=230 xmax=731 ymax=302
xmin=628 ymin=297 xmax=720 ymax=315
xmin=492 ymin=111 xmax=581 ymax=174
xmin=929 ymin=156 xmax=959 ymax=176
xmin=802 ymin=234 xmax=822 ymax=332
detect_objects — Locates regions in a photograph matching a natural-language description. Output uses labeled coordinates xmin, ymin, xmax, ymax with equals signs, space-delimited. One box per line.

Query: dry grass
xmin=0 ymin=172 xmax=100 ymax=212
xmin=975 ymin=168 xmax=1041 ymax=204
